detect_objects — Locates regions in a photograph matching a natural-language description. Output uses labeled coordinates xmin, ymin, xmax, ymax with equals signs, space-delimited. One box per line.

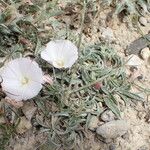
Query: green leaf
xmin=104 ymin=97 xmax=121 ymax=118
xmin=8 ymin=24 xmax=22 ymax=34
xmin=119 ymin=91 xmax=143 ymax=101
xmin=117 ymin=93 xmax=129 ymax=105
xmin=0 ymin=24 xmax=11 ymax=34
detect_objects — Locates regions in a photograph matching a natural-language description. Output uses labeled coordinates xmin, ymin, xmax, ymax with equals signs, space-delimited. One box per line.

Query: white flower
xmin=0 ymin=58 xmax=43 ymax=101
xmin=41 ymin=40 xmax=78 ymax=69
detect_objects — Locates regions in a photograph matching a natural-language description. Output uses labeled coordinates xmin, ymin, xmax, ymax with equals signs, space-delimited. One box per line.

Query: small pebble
xmin=109 ymin=144 xmax=116 ymax=150
xmin=139 ymin=17 xmax=147 ymax=26
xmin=101 ymin=27 xmax=115 ymax=42
xmin=137 ymin=74 xmax=143 ymax=80
xmin=96 ymin=120 xmax=129 ymax=139
xmin=138 ymin=111 xmax=146 ymax=119
xmin=140 ymin=47 xmax=150 ymax=60
xmin=88 ymin=115 xmax=99 ymax=131
xmin=101 ymin=110 xmax=115 ymax=122
xmin=122 ymin=132 xmax=130 ymax=140
xmin=126 ymin=54 xmax=143 ymax=66
xmin=130 ymin=66 xmax=138 ymax=72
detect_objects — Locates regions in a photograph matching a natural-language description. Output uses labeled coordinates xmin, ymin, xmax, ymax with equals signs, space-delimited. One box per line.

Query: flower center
xmin=55 ymin=59 xmax=65 ymax=68
xmin=21 ymin=77 xmax=29 ymax=86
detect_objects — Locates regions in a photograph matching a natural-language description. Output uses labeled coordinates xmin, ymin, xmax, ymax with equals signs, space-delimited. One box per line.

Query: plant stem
xmin=68 ymin=0 xmax=87 ymax=88
xmin=62 ymin=0 xmax=87 ymax=102
xmin=69 ymin=70 xmax=113 ymax=94
xmin=77 ymin=0 xmax=87 ymax=50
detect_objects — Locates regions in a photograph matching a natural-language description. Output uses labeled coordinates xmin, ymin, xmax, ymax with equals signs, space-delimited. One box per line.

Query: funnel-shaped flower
xmin=0 ymin=58 xmax=43 ymax=101
xmin=41 ymin=40 xmax=78 ymax=69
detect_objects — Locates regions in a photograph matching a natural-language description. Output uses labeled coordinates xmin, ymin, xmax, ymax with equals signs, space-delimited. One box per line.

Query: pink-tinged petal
xmin=43 ymin=74 xmax=53 ymax=85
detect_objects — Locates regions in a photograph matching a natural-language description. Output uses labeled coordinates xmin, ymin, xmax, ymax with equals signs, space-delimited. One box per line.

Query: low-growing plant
xmin=0 ymin=0 xmax=145 ymax=149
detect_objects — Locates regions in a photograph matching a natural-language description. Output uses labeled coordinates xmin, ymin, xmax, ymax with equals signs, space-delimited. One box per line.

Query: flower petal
xmin=41 ymin=40 xmax=78 ymax=69
xmin=21 ymin=82 xmax=42 ymax=100
xmin=1 ymin=58 xmax=43 ymax=101
xmin=43 ymin=74 xmax=53 ymax=85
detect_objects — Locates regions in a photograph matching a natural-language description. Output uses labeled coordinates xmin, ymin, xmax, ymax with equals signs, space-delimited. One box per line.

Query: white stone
xmin=139 ymin=17 xmax=147 ymax=26
xmin=101 ymin=110 xmax=115 ymax=122
xmin=101 ymin=27 xmax=115 ymax=42
xmin=140 ymin=47 xmax=150 ymax=60
xmin=96 ymin=120 xmax=129 ymax=139
xmin=88 ymin=116 xmax=99 ymax=131
xmin=126 ymin=54 xmax=144 ymax=66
